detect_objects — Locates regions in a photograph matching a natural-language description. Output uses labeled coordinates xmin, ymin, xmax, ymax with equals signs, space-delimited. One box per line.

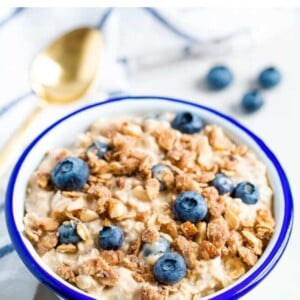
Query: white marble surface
xmin=127 ymin=22 xmax=300 ymax=300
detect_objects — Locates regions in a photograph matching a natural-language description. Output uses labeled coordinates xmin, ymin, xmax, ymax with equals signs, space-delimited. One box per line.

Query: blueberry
xmin=51 ymin=157 xmax=89 ymax=191
xmin=98 ymin=226 xmax=124 ymax=250
xmin=141 ymin=237 xmax=170 ymax=257
xmin=87 ymin=141 xmax=110 ymax=159
xmin=212 ymin=173 xmax=234 ymax=195
xmin=232 ymin=182 xmax=259 ymax=205
xmin=206 ymin=65 xmax=233 ymax=90
xmin=153 ymin=253 xmax=187 ymax=285
xmin=171 ymin=111 xmax=204 ymax=134
xmin=58 ymin=222 xmax=81 ymax=244
xmin=258 ymin=67 xmax=281 ymax=89
xmin=241 ymin=90 xmax=264 ymax=113
xmin=151 ymin=164 xmax=173 ymax=191
xmin=173 ymin=191 xmax=207 ymax=223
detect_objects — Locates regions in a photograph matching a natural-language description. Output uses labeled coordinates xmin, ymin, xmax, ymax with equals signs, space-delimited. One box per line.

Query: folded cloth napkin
xmin=0 ymin=7 xmax=297 ymax=299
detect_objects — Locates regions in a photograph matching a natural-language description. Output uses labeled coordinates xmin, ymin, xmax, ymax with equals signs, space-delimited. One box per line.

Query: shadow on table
xmin=34 ymin=284 xmax=59 ymax=300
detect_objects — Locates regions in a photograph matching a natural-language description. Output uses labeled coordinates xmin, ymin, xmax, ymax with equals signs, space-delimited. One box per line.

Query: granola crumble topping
xmin=24 ymin=113 xmax=275 ymax=299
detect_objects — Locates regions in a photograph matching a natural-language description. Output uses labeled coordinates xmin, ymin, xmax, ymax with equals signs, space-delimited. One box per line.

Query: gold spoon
xmin=0 ymin=27 xmax=103 ymax=176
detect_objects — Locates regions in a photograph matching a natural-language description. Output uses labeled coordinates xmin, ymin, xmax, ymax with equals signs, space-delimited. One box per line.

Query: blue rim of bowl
xmin=6 ymin=96 xmax=293 ymax=300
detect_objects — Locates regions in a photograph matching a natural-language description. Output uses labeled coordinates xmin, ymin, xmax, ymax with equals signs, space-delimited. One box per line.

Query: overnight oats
xmin=23 ymin=111 xmax=275 ymax=299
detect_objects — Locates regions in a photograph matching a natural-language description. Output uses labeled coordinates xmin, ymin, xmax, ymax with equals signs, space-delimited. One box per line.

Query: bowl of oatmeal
xmin=6 ymin=96 xmax=293 ymax=300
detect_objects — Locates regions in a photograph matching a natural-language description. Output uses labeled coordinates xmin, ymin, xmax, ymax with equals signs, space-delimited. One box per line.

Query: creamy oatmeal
xmin=23 ymin=112 xmax=275 ymax=299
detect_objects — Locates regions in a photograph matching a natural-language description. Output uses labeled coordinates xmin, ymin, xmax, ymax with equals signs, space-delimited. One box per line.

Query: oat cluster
xmin=24 ymin=114 xmax=275 ymax=299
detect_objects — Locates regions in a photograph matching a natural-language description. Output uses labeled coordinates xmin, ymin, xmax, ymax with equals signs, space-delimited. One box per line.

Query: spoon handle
xmin=0 ymin=105 xmax=43 ymax=179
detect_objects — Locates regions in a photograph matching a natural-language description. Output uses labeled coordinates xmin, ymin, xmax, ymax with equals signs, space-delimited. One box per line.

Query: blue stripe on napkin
xmin=0 ymin=8 xmax=25 ymax=27
xmin=96 ymin=7 xmax=113 ymax=29
xmin=144 ymin=8 xmax=199 ymax=43
xmin=0 ymin=90 xmax=33 ymax=118
xmin=0 ymin=243 xmax=14 ymax=259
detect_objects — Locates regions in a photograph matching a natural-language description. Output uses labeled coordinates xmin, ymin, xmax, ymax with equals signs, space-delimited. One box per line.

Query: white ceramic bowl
xmin=6 ymin=96 xmax=293 ymax=300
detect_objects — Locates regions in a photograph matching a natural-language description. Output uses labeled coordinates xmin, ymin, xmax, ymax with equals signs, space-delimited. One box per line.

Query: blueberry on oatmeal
xmin=171 ymin=111 xmax=204 ymax=134
xmin=98 ymin=226 xmax=124 ymax=250
xmin=153 ymin=252 xmax=187 ymax=285
xmin=212 ymin=173 xmax=234 ymax=195
xmin=51 ymin=157 xmax=89 ymax=191
xmin=141 ymin=237 xmax=170 ymax=257
xmin=86 ymin=140 xmax=110 ymax=159
xmin=173 ymin=191 xmax=208 ymax=223
xmin=58 ymin=222 xmax=81 ymax=245
xmin=232 ymin=182 xmax=259 ymax=205
xmin=151 ymin=163 xmax=173 ymax=191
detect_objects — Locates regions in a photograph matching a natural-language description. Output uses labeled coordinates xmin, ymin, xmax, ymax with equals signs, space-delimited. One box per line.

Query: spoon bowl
xmin=31 ymin=27 xmax=102 ymax=105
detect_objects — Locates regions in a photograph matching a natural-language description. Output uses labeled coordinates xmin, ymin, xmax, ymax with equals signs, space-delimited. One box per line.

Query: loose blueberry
xmin=232 ymin=182 xmax=259 ymax=205
xmin=173 ymin=191 xmax=207 ymax=223
xmin=58 ymin=222 xmax=81 ymax=244
xmin=51 ymin=157 xmax=89 ymax=191
xmin=98 ymin=226 xmax=124 ymax=250
xmin=171 ymin=111 xmax=204 ymax=134
xmin=212 ymin=173 xmax=234 ymax=195
xmin=241 ymin=90 xmax=264 ymax=113
xmin=151 ymin=164 xmax=173 ymax=191
xmin=87 ymin=140 xmax=110 ymax=159
xmin=153 ymin=252 xmax=187 ymax=285
xmin=206 ymin=65 xmax=233 ymax=90
xmin=258 ymin=66 xmax=281 ymax=89
xmin=141 ymin=237 xmax=170 ymax=257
